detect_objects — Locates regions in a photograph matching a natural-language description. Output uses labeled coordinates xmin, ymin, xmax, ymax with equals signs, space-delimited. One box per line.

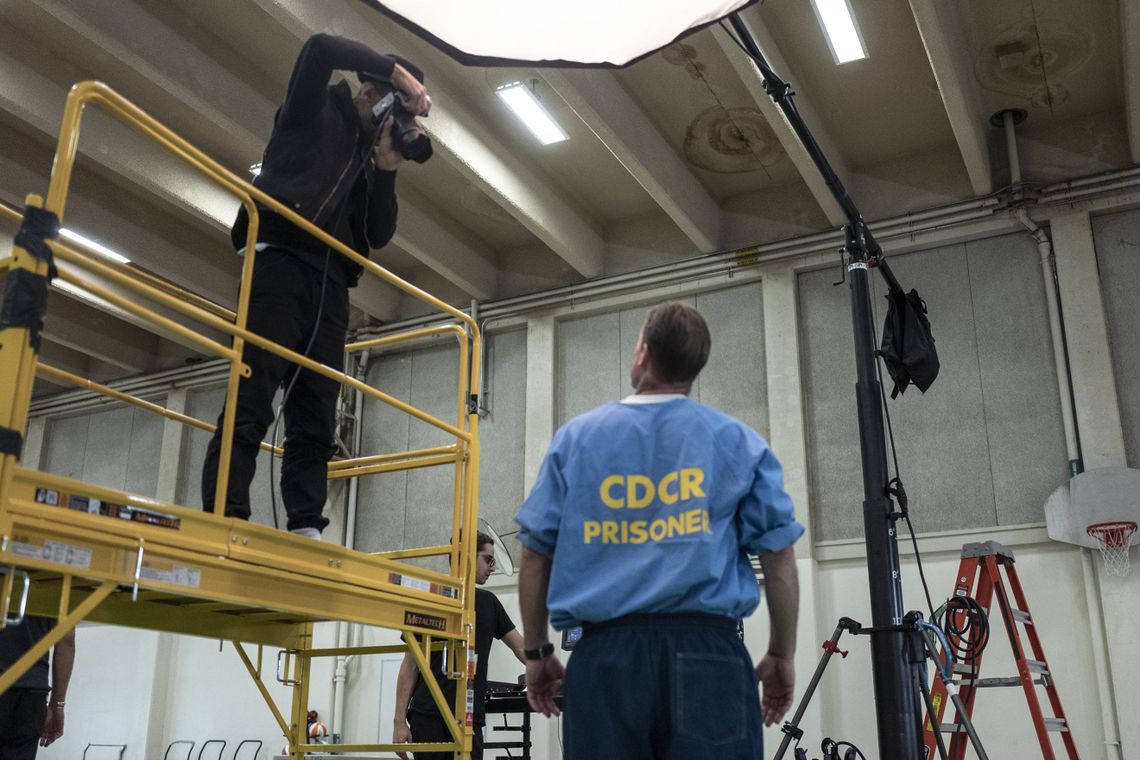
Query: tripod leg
xmin=773 ymin=621 xmax=855 ymax=760
xmin=915 ymin=661 xmax=949 ymax=760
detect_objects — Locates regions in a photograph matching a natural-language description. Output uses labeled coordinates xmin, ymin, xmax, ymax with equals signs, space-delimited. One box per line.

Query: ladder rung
xmin=969 ymin=676 xmax=1021 ymax=687
xmin=1025 ymin=660 xmax=1049 ymax=674
xmin=938 ymin=724 xmax=968 ymax=734
xmin=1043 ymin=718 xmax=1069 ymax=732
xmin=964 ymin=676 xmax=1049 ymax=688
xmin=951 ymin=662 xmax=977 ymax=675
xmin=1011 ymin=608 xmax=1032 ymax=624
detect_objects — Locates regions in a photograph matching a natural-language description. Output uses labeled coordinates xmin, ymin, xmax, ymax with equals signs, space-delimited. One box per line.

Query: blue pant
xmin=563 ymin=613 xmax=763 ymax=760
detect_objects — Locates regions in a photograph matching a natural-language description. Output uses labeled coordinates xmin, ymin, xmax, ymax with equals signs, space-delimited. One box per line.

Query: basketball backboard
xmin=1043 ymin=467 xmax=1140 ymax=549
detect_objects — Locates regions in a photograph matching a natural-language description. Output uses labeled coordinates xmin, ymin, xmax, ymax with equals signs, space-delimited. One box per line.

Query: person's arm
xmin=518 ymin=547 xmax=563 ymax=716
xmin=392 ymin=652 xmax=418 ymax=760
xmin=40 ymin=628 xmax=75 ymax=747
xmin=279 ymin=34 xmax=422 ymax=129
xmin=365 ymin=162 xmax=399 ymax=248
xmin=500 ymin=628 xmax=527 ymax=666
xmin=754 ymin=545 xmax=799 ymax=727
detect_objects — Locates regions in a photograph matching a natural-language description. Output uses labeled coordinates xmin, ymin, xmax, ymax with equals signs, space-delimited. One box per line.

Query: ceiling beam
xmin=1123 ymin=0 xmax=1140 ymax=163
xmin=26 ymin=0 xmax=271 ymax=164
xmin=907 ymin=0 xmax=993 ymax=195
xmin=42 ymin=293 xmax=160 ymax=375
xmin=253 ymin=0 xmax=607 ymax=278
xmin=712 ymin=14 xmax=847 ymax=227
xmin=543 ymin=69 xmax=722 ymax=252
xmin=0 ymin=134 xmax=238 ymax=308
xmin=0 ymin=44 xmax=235 ymax=230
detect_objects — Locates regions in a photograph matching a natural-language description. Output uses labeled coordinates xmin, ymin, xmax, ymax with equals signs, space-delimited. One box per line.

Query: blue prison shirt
xmin=516 ymin=395 xmax=804 ymax=629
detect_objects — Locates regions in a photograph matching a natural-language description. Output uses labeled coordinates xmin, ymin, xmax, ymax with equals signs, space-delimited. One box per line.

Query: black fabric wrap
xmin=0 ymin=205 xmax=60 ymax=351
xmin=13 ymin=206 xmax=60 ymax=263
xmin=0 ymin=269 xmax=50 ymax=350
xmin=0 ymin=427 xmax=23 ymax=459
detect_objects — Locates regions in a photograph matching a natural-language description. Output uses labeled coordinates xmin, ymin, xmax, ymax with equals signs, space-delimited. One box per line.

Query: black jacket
xmin=232 ymin=34 xmax=400 ymax=286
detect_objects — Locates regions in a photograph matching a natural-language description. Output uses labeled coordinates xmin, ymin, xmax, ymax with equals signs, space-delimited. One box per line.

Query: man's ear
xmin=359 ymin=81 xmax=380 ymax=102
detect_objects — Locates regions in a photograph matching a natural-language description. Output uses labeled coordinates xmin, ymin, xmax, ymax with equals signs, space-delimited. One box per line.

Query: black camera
xmin=372 ymin=93 xmax=432 ymax=164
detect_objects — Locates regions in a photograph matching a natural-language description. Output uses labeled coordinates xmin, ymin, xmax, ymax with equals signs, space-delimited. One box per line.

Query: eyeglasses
xmin=478 ymin=553 xmax=496 ymax=568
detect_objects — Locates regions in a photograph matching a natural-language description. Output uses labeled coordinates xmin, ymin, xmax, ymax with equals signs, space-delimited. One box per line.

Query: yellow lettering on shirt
xmin=685 ymin=508 xmax=701 ymax=534
xmin=681 ymin=468 xmax=706 ymax=500
xmin=600 ymin=475 xmax=624 ymax=509
xmin=629 ymin=521 xmax=648 ymax=544
xmin=627 ymin=475 xmax=654 ymax=509
xmin=584 ymin=521 xmax=600 ymax=544
xmin=602 ymin=522 xmax=619 ymax=544
xmin=596 ymin=469 xmax=706 ymax=509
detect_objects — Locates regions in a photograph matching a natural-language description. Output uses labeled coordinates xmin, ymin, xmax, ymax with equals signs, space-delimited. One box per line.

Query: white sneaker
xmin=290 ymin=527 xmax=321 ymax=540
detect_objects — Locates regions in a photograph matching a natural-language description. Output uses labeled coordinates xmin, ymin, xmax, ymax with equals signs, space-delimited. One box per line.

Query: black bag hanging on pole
xmin=879 ymin=288 xmax=939 ymax=398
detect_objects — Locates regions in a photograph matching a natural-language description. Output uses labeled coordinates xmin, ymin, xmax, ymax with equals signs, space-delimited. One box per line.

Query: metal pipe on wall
xmin=330 ymin=348 xmax=371 ymax=740
xmin=25 ymin=166 xmax=1140 ymax=420
xmin=999 ymin=112 xmax=1083 ymax=475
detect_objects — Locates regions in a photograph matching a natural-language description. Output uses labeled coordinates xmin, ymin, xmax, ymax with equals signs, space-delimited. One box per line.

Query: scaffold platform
xmin=0 ymin=80 xmax=482 ymax=759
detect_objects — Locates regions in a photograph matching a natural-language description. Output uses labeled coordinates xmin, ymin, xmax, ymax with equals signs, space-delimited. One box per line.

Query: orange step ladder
xmin=922 ymin=541 xmax=1079 ymax=759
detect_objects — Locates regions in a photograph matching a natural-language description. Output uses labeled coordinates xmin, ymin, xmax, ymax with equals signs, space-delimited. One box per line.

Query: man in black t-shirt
xmin=393 ymin=533 xmax=526 ymax=760
xmin=0 ymin=617 xmax=76 ymax=758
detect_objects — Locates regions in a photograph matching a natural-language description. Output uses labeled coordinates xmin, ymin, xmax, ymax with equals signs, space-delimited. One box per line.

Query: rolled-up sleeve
xmin=738 ymin=446 xmax=804 ymax=555
xmin=515 ymin=436 xmax=568 ymax=557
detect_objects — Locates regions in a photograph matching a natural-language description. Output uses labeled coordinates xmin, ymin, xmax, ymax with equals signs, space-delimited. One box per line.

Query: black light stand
xmin=726 ymin=14 xmax=922 ymax=759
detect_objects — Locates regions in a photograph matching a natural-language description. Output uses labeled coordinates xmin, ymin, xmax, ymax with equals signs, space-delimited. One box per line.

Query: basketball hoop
xmin=1086 ymin=521 xmax=1137 ymax=577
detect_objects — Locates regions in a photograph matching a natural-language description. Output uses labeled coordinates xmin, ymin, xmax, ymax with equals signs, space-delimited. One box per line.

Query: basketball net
xmin=1086 ymin=521 xmax=1137 ymax=577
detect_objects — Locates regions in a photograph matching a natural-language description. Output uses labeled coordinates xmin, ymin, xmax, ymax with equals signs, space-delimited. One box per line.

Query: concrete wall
xmin=1092 ymin=206 xmax=1140 ymax=468
xmin=799 ymin=232 xmax=1069 ymax=541
xmin=25 ymin=202 xmax=1140 ymax=759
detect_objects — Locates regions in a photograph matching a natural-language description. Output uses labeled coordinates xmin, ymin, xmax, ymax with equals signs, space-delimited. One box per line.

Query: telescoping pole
xmin=727 ymin=14 xmax=921 ymax=758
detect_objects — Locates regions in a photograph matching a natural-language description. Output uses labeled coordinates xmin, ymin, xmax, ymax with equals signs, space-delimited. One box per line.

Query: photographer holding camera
xmin=201 ymin=33 xmax=431 ymax=539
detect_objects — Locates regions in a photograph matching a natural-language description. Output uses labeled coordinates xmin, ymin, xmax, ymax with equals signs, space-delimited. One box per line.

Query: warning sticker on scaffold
xmin=388 ymin=573 xmax=460 ymax=599
xmin=10 ymin=539 xmax=92 ymax=570
xmin=139 ymin=562 xmax=202 ymax=589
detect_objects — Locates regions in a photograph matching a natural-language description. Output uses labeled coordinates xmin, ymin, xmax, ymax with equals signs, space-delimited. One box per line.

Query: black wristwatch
xmin=524 ymin=642 xmax=555 ymax=661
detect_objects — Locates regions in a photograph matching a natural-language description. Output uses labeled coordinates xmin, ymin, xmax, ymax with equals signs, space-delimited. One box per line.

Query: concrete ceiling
xmin=0 ymin=0 xmax=1131 ymax=399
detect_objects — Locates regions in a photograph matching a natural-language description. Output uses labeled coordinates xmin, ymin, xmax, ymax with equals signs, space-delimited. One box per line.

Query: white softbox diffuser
xmin=362 ymin=0 xmax=759 ymax=67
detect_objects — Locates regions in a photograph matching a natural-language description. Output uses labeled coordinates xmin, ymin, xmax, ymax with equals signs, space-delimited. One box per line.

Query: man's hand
xmin=373 ymin=116 xmax=403 ymax=171
xmin=755 ymin=651 xmax=795 ymax=726
xmin=392 ymin=720 xmax=412 ymax=760
xmin=391 ymin=63 xmax=431 ymax=115
xmin=525 ymin=655 xmax=564 ymax=717
xmin=40 ymin=704 xmax=64 ymax=747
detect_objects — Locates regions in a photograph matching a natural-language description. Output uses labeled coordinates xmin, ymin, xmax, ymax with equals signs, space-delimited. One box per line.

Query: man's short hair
xmin=476 ymin=531 xmax=494 ymax=552
xmin=641 ymin=302 xmax=711 ymax=384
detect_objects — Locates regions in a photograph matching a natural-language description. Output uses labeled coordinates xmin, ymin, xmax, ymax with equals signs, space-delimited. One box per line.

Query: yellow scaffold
xmin=0 ymin=81 xmax=481 ymax=759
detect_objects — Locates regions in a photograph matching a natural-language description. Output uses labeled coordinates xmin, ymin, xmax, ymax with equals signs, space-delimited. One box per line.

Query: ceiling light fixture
xmin=810 ymin=0 xmax=867 ymax=64
xmin=60 ymin=228 xmax=130 ymax=264
xmin=495 ymin=81 xmax=568 ymax=145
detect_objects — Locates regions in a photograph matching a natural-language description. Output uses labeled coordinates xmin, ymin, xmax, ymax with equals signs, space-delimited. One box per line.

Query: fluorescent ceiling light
xmin=60 ymin=228 xmax=130 ymax=264
xmin=810 ymin=0 xmax=867 ymax=64
xmin=496 ymin=82 xmax=568 ymax=145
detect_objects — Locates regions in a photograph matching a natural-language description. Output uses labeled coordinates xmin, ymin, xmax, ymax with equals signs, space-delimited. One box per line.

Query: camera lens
xmin=392 ymin=105 xmax=432 ymax=163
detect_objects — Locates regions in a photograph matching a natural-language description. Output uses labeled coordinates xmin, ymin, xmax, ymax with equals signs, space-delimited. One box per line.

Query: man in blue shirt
xmin=516 ymin=301 xmax=802 ymax=760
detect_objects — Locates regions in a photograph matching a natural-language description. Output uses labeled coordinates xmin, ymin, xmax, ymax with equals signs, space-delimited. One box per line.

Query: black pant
xmin=407 ymin=712 xmax=483 ymax=760
xmin=0 ymin=688 xmax=46 ymax=760
xmin=563 ymin=613 xmax=763 ymax=760
xmin=201 ymin=248 xmax=348 ymax=532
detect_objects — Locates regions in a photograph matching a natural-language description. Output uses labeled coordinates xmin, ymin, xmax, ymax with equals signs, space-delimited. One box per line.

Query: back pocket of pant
xmin=674 ymin=652 xmax=749 ymax=745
